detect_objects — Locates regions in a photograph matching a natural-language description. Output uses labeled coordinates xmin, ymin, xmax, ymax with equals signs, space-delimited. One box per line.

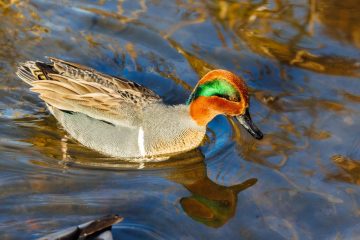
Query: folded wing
xmin=17 ymin=59 xmax=162 ymax=127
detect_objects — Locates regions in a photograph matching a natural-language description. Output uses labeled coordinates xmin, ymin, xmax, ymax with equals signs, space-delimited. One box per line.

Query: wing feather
xmin=48 ymin=57 xmax=162 ymax=105
xmin=30 ymin=75 xmax=141 ymax=127
xmin=17 ymin=59 xmax=163 ymax=128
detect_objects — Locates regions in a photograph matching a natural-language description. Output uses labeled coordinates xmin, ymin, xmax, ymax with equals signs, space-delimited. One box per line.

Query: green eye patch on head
xmin=186 ymin=79 xmax=241 ymax=105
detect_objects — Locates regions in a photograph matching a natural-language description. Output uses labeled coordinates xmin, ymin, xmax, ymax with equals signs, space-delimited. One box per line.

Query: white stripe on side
xmin=138 ymin=127 xmax=146 ymax=157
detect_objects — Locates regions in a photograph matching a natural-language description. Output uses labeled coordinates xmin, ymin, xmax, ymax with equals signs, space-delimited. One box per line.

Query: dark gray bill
xmin=235 ymin=108 xmax=263 ymax=140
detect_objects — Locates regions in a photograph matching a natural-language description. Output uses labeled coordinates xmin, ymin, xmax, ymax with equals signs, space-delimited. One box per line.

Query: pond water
xmin=1 ymin=0 xmax=360 ymax=239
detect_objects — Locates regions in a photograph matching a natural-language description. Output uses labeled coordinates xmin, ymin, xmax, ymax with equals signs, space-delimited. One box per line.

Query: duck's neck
xmin=142 ymin=104 xmax=207 ymax=136
xmin=188 ymin=99 xmax=217 ymax=126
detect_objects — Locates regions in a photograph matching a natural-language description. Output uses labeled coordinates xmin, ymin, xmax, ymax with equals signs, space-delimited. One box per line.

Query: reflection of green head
xmin=180 ymin=178 xmax=257 ymax=228
xmin=180 ymin=195 xmax=233 ymax=228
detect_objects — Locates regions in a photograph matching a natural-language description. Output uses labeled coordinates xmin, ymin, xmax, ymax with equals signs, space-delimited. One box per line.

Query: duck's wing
xmin=47 ymin=57 xmax=161 ymax=105
xmin=16 ymin=60 xmax=161 ymax=127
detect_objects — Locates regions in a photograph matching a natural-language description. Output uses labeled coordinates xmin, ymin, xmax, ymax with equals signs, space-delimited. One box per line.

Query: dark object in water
xmin=38 ymin=214 xmax=123 ymax=240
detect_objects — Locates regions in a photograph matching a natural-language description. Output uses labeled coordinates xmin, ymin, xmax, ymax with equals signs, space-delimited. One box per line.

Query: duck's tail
xmin=16 ymin=60 xmax=56 ymax=85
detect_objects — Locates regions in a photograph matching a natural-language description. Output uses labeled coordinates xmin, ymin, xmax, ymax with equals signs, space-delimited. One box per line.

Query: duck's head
xmin=187 ymin=69 xmax=263 ymax=140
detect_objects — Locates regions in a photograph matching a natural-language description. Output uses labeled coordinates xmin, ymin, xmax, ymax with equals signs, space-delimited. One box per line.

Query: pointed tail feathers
xmin=16 ymin=61 xmax=56 ymax=85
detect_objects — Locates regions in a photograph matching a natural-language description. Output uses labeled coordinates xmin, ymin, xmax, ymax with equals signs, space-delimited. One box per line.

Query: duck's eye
xmin=214 ymin=94 xmax=240 ymax=102
xmin=230 ymin=95 xmax=240 ymax=102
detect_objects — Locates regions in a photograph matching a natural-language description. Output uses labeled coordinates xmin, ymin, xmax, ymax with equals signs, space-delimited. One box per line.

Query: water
xmin=0 ymin=0 xmax=360 ymax=239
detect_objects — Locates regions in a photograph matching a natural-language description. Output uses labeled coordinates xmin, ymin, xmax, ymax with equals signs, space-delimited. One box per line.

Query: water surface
xmin=0 ymin=0 xmax=360 ymax=239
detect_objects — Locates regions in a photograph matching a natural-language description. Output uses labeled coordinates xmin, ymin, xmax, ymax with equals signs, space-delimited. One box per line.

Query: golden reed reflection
xmin=328 ymin=154 xmax=360 ymax=185
xmin=202 ymin=0 xmax=360 ymax=77
xmin=317 ymin=0 xmax=360 ymax=49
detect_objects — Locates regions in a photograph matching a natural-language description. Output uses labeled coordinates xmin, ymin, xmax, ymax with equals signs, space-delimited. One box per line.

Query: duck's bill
xmin=235 ymin=109 xmax=263 ymax=140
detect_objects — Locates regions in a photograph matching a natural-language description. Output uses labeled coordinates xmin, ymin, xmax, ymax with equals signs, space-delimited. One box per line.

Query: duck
xmin=16 ymin=57 xmax=263 ymax=162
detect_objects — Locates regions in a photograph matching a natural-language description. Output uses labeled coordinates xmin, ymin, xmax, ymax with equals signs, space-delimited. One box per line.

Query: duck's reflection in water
xmin=177 ymin=171 xmax=256 ymax=228
xmin=19 ymin=115 xmax=257 ymax=228
xmin=155 ymin=150 xmax=257 ymax=228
